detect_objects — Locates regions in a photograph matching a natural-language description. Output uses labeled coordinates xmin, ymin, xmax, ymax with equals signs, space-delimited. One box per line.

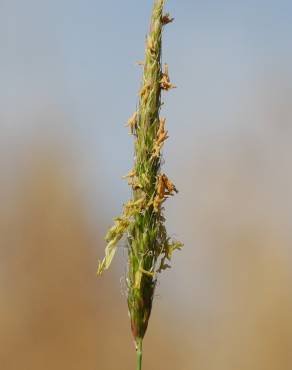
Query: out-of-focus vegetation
xmin=1 ymin=0 xmax=292 ymax=369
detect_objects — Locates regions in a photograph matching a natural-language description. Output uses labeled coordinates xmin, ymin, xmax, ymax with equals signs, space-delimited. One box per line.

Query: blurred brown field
xmin=1 ymin=1 xmax=292 ymax=368
xmin=1 ymin=76 xmax=292 ymax=370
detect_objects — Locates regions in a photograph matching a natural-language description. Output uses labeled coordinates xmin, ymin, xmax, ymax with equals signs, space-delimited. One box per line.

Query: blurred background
xmin=1 ymin=0 xmax=292 ymax=369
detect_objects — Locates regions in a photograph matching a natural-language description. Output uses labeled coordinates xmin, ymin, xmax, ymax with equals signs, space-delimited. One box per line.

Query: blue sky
xmin=1 ymin=0 xmax=292 ymax=220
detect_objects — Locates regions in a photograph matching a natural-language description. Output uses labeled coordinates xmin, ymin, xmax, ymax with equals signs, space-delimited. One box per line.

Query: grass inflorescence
xmin=97 ymin=1 xmax=182 ymax=369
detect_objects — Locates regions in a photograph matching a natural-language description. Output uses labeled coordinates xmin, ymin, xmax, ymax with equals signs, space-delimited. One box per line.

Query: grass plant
xmin=97 ymin=1 xmax=182 ymax=369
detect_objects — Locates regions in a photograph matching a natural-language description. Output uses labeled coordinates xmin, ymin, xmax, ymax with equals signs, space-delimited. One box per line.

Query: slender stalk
xmin=136 ymin=339 xmax=143 ymax=370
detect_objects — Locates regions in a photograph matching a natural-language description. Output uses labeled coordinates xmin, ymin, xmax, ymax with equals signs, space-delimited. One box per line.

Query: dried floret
xmin=140 ymin=83 xmax=151 ymax=102
xmin=153 ymin=173 xmax=178 ymax=211
xmin=152 ymin=118 xmax=169 ymax=158
xmin=160 ymin=63 xmax=176 ymax=90
xmin=162 ymin=13 xmax=174 ymax=25
xmin=126 ymin=111 xmax=138 ymax=135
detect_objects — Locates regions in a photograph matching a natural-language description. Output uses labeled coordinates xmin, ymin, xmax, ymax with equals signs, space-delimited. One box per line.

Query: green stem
xmin=136 ymin=339 xmax=143 ymax=370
